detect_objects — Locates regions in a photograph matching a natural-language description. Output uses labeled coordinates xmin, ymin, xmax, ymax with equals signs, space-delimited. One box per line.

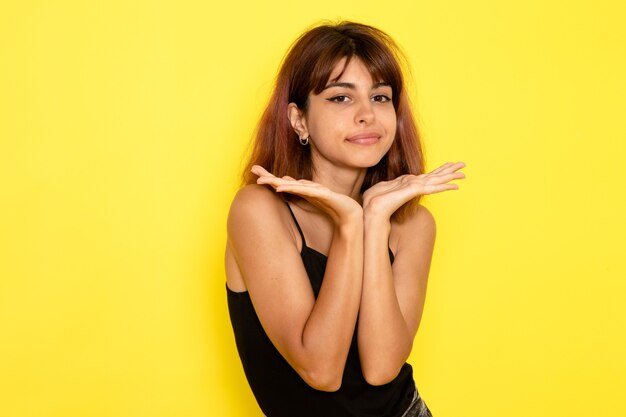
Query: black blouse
xmin=226 ymin=203 xmax=416 ymax=417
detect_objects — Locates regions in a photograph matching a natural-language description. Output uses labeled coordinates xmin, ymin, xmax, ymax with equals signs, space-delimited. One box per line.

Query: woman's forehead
xmin=327 ymin=56 xmax=383 ymax=84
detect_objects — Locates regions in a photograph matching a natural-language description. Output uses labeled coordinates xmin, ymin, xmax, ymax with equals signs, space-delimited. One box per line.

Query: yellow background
xmin=1 ymin=1 xmax=625 ymax=416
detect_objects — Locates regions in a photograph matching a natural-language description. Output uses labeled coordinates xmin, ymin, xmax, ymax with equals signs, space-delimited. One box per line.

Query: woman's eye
xmin=328 ymin=95 xmax=350 ymax=103
xmin=372 ymin=94 xmax=391 ymax=103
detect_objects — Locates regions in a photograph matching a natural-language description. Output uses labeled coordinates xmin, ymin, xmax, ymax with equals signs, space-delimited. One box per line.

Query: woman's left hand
xmin=362 ymin=161 xmax=466 ymax=220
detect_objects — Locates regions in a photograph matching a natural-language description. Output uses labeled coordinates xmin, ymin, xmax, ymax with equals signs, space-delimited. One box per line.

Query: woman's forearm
xmin=357 ymin=215 xmax=413 ymax=386
xmin=299 ymin=217 xmax=364 ymax=390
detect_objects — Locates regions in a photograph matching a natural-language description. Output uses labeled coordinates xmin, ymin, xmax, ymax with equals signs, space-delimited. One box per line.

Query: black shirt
xmin=227 ymin=203 xmax=416 ymax=417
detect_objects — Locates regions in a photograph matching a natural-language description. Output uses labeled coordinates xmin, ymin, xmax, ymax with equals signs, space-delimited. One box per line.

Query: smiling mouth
xmin=346 ymin=134 xmax=381 ymax=145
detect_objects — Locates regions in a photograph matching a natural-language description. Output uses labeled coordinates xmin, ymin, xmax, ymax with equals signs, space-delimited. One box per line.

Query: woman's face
xmin=291 ymin=57 xmax=397 ymax=171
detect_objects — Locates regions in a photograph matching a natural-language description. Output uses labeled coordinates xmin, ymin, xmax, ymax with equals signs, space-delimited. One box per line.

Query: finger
xmin=429 ymin=162 xmax=456 ymax=174
xmin=281 ymin=178 xmax=319 ymax=186
xmin=258 ymin=177 xmax=321 ymax=191
xmin=421 ymin=171 xmax=464 ymax=185
xmin=251 ymin=165 xmax=274 ymax=177
xmin=430 ymin=161 xmax=466 ymax=175
xmin=437 ymin=171 xmax=466 ymax=182
xmin=407 ymin=183 xmax=459 ymax=196
xmin=275 ymin=186 xmax=330 ymax=201
xmin=257 ymin=178 xmax=296 ymax=190
xmin=275 ymin=181 xmax=325 ymax=193
xmin=426 ymin=183 xmax=460 ymax=194
xmin=256 ymin=175 xmax=289 ymax=187
xmin=438 ymin=161 xmax=466 ymax=174
xmin=251 ymin=164 xmax=266 ymax=174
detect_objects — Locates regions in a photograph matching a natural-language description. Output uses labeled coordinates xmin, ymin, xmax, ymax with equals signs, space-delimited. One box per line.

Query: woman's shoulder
xmin=230 ymin=184 xmax=285 ymax=215
xmin=227 ymin=184 xmax=290 ymax=236
xmin=409 ymin=204 xmax=435 ymax=229
xmin=226 ymin=185 xmax=297 ymax=292
xmin=391 ymin=204 xmax=436 ymax=251
xmin=392 ymin=203 xmax=435 ymax=227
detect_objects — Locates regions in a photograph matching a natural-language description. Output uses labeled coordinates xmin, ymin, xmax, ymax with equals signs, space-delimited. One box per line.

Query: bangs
xmin=307 ymin=39 xmax=404 ymax=109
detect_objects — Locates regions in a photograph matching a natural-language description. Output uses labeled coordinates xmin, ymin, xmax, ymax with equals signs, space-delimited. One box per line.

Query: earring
xmin=299 ymin=136 xmax=309 ymax=146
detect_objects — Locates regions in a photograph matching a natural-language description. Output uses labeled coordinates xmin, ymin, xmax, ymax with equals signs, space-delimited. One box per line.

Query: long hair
xmin=243 ymin=21 xmax=425 ymax=220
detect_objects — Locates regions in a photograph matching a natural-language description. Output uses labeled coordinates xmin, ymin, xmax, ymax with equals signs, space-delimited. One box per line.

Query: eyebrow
xmin=322 ymin=81 xmax=391 ymax=91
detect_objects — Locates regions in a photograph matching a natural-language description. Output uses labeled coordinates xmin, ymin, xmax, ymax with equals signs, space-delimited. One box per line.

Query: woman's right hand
xmin=251 ymin=165 xmax=363 ymax=227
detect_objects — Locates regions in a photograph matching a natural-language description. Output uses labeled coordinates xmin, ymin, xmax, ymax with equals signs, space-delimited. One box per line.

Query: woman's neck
xmin=311 ymin=163 xmax=367 ymax=204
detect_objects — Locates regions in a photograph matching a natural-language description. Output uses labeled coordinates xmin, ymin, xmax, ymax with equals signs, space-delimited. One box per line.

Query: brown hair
xmin=243 ymin=21 xmax=425 ymax=219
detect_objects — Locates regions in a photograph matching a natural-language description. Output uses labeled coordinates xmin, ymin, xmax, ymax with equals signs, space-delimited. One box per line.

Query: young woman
xmin=225 ymin=21 xmax=465 ymax=417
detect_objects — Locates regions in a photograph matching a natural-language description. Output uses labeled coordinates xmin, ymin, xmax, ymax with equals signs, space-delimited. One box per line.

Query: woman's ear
xmin=287 ymin=103 xmax=309 ymax=139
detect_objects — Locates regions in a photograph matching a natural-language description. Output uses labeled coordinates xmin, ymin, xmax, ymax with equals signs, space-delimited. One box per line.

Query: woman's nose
xmin=355 ymin=100 xmax=375 ymax=124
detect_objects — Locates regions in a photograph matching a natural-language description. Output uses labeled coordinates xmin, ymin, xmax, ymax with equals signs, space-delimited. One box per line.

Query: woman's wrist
xmin=332 ymin=203 xmax=364 ymax=229
xmin=335 ymin=210 xmax=364 ymax=235
xmin=363 ymin=210 xmax=392 ymax=230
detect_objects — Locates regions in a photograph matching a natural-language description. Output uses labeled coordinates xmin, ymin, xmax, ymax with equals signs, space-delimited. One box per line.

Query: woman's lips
xmin=346 ymin=133 xmax=381 ymax=145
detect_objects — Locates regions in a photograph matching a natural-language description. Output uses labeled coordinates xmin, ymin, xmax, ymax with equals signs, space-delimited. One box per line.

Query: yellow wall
xmin=1 ymin=1 xmax=625 ymax=416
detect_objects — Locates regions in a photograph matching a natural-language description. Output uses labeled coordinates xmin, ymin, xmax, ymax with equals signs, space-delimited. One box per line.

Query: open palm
xmin=362 ymin=162 xmax=466 ymax=218
xmin=252 ymin=165 xmax=363 ymax=225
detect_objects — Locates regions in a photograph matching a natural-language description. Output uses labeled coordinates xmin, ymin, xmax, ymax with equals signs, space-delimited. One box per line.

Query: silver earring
xmin=299 ymin=136 xmax=309 ymax=146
